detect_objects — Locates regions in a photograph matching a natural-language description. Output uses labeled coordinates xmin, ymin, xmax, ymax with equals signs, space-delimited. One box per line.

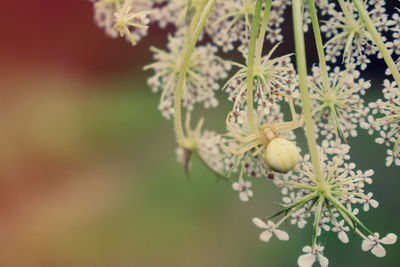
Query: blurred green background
xmin=0 ymin=1 xmax=398 ymax=266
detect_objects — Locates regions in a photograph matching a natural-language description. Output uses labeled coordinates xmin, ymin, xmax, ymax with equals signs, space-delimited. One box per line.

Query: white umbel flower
xmin=252 ymin=218 xmax=289 ymax=242
xmin=298 ymin=245 xmax=329 ymax=267
xmin=362 ymin=192 xmax=379 ymax=212
xmin=361 ymin=233 xmax=397 ymax=257
xmin=91 ymin=0 xmax=153 ymax=44
xmin=113 ymin=0 xmax=152 ymax=46
xmin=232 ymin=178 xmax=253 ymax=202
xmin=332 ymin=220 xmax=350 ymax=243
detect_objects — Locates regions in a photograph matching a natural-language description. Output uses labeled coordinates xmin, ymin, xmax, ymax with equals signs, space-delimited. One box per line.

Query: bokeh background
xmin=0 ymin=1 xmax=398 ymax=266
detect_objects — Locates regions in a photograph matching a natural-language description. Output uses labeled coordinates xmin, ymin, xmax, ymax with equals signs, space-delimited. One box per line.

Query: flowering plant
xmin=90 ymin=0 xmax=399 ymax=266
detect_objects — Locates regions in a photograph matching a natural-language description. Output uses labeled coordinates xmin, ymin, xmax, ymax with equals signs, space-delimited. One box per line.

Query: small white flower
xmin=386 ymin=149 xmax=400 ymax=167
xmin=252 ymin=218 xmax=289 ymax=242
xmin=317 ymin=217 xmax=331 ymax=236
xmin=362 ymin=233 xmax=397 ymax=257
xmin=232 ymin=179 xmax=253 ymax=202
xmin=298 ymin=245 xmax=329 ymax=267
xmin=291 ymin=209 xmax=307 ymax=229
xmin=375 ymin=131 xmax=393 ymax=146
xmin=362 ymin=192 xmax=379 ymax=211
xmin=332 ymin=220 xmax=350 ymax=243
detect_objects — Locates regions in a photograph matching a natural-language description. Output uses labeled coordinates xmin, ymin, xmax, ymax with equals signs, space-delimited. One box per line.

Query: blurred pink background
xmin=0 ymin=1 xmax=157 ymax=265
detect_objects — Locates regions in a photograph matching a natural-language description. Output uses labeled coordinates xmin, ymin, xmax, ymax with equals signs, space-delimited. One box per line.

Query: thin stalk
xmin=337 ymin=0 xmax=356 ymax=24
xmin=275 ymin=199 xmax=309 ymax=228
xmin=246 ymin=0 xmax=264 ymax=133
xmin=335 ymin=205 xmax=368 ymax=240
xmin=266 ymin=191 xmax=319 ymax=220
xmin=283 ymin=182 xmax=316 ymax=191
xmin=292 ymin=0 xmax=323 ymax=182
xmin=307 ymin=0 xmax=330 ymax=90
xmin=255 ymin=0 xmax=273 ymax=66
xmin=174 ymin=0 xmax=215 ymax=146
xmin=352 ymin=0 xmax=400 ymax=97
xmin=312 ymin=195 xmax=325 ymax=248
xmin=325 ymin=192 xmax=374 ymax=235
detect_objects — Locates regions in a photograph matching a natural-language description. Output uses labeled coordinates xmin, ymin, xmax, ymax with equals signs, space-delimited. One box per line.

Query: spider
xmin=220 ymin=93 xmax=303 ymax=174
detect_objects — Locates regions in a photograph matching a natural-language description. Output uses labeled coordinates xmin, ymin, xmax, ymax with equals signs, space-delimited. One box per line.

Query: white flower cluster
xmin=91 ymin=0 xmax=153 ymax=45
xmin=365 ymin=80 xmax=400 ymax=166
xmin=309 ymin=65 xmax=371 ymax=140
xmin=145 ymin=37 xmax=231 ymax=119
xmin=223 ymin=45 xmax=297 ymax=110
xmin=253 ymin=140 xmax=397 ymax=266
xmin=90 ymin=0 xmax=400 ymax=266
xmin=321 ymin=1 xmax=389 ymax=68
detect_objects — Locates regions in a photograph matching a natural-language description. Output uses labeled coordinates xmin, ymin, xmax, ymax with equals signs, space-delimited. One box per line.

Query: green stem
xmin=335 ymin=205 xmax=368 ymax=240
xmin=338 ymin=0 xmax=356 ymax=24
xmin=267 ymin=191 xmax=318 ymax=220
xmin=275 ymin=198 xmax=309 ymax=228
xmin=255 ymin=0 xmax=273 ymax=66
xmin=352 ymin=0 xmax=400 ymax=97
xmin=283 ymin=182 xmax=316 ymax=191
xmin=312 ymin=195 xmax=325 ymax=248
xmin=174 ymin=0 xmax=215 ymax=146
xmin=325 ymin=192 xmax=374 ymax=235
xmin=246 ymin=0 xmax=263 ymax=133
xmin=307 ymin=0 xmax=330 ymax=90
xmin=292 ymin=0 xmax=323 ymax=182
xmin=330 ymin=104 xmax=347 ymax=142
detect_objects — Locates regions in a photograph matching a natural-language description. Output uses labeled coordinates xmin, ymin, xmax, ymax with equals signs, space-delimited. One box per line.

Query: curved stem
xmin=337 ymin=0 xmax=356 ymax=25
xmin=312 ymin=196 xmax=324 ymax=248
xmin=307 ymin=0 xmax=330 ymax=90
xmin=325 ymin=192 xmax=374 ymax=236
xmin=255 ymin=0 xmax=273 ymax=66
xmin=246 ymin=0 xmax=263 ymax=133
xmin=292 ymin=0 xmax=323 ymax=182
xmin=174 ymin=0 xmax=215 ymax=146
xmin=352 ymin=0 xmax=400 ymax=97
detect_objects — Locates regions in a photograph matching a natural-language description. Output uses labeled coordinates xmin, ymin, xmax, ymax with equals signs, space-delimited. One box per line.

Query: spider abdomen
xmin=263 ymin=138 xmax=300 ymax=174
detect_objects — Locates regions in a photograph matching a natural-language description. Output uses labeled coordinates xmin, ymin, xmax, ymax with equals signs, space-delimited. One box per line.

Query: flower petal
xmin=239 ymin=191 xmax=249 ymax=202
xmin=298 ymin=253 xmax=316 ymax=267
xmin=371 ymin=244 xmax=386 ymax=257
xmin=380 ymin=233 xmax=397 ymax=245
xmin=338 ymin=231 xmax=349 ymax=244
xmin=252 ymin=217 xmax=267 ymax=229
xmin=370 ymin=199 xmax=379 ymax=209
xmin=363 ymin=203 xmax=370 ymax=212
xmin=274 ymin=229 xmax=289 ymax=241
xmin=318 ymin=254 xmax=329 ymax=267
xmin=361 ymin=239 xmax=375 ymax=251
xmin=232 ymin=183 xmax=240 ymax=191
xmin=260 ymin=230 xmax=273 ymax=242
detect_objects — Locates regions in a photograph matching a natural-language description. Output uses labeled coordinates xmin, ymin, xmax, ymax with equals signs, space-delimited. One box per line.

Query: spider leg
xmin=251 ymin=145 xmax=265 ymax=157
xmin=220 ymin=137 xmax=262 ymax=156
xmin=225 ymin=112 xmax=244 ymax=138
xmin=272 ymin=92 xmax=299 ymax=122
xmin=271 ymin=92 xmax=303 ymax=134
xmin=226 ymin=154 xmax=243 ymax=180
xmin=227 ymin=132 xmax=260 ymax=143
xmin=272 ymin=120 xmax=303 ymax=133
xmin=225 ymin=112 xmax=260 ymax=142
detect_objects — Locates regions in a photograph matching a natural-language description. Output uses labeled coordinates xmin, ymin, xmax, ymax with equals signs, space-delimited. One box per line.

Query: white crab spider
xmin=220 ymin=93 xmax=303 ymax=174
